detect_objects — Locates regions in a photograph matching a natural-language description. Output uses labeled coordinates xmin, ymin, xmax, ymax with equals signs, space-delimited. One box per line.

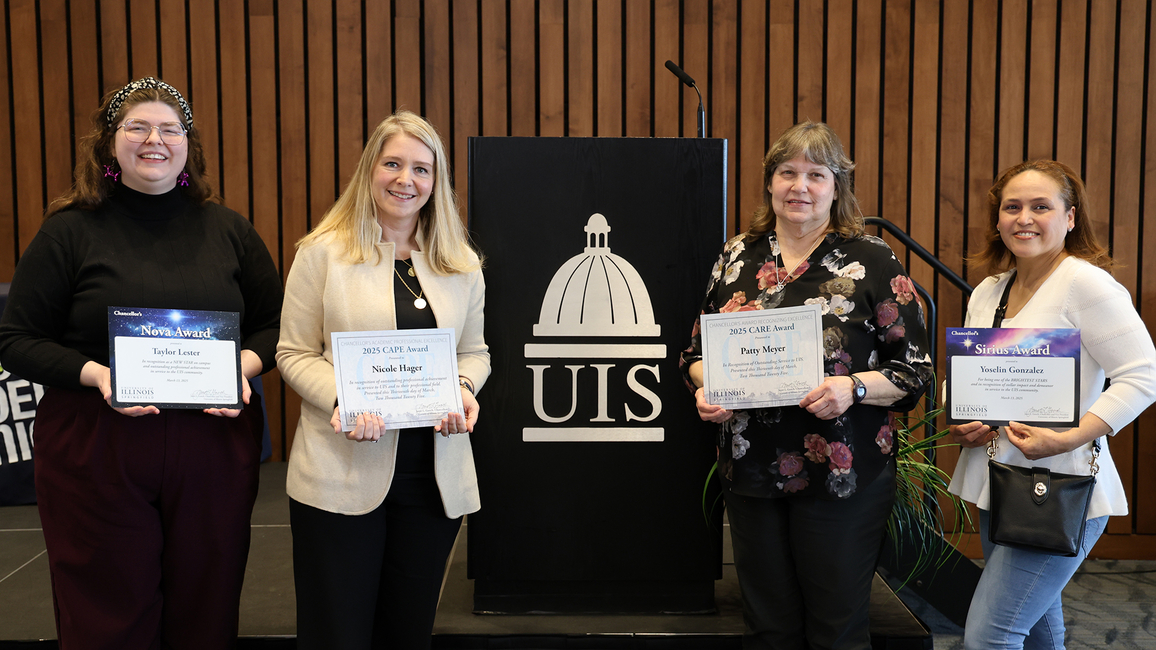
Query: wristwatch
xmin=850 ymin=374 xmax=867 ymax=404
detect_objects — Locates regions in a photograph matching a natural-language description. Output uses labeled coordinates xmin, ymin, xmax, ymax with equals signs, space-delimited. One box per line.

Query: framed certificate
xmin=109 ymin=307 xmax=243 ymax=409
xmin=699 ymin=304 xmax=824 ymax=409
xmin=946 ymin=327 xmax=1081 ymax=427
xmin=331 ymin=328 xmax=464 ymax=431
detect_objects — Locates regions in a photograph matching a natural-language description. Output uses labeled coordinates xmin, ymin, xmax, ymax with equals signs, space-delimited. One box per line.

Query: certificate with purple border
xmin=109 ymin=307 xmax=243 ymax=409
xmin=946 ymin=327 xmax=1080 ymax=427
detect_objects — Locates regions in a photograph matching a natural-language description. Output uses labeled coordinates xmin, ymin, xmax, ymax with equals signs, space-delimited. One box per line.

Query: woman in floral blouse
xmin=681 ymin=122 xmax=933 ymax=650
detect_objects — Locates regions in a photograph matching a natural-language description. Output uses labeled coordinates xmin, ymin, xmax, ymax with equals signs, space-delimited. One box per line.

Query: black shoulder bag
xmin=985 ymin=272 xmax=1099 ymax=557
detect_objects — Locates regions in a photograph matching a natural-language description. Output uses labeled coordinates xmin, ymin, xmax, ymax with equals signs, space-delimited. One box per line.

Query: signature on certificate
xmin=1023 ymin=405 xmax=1068 ymax=418
xmin=777 ymin=379 xmax=813 ymax=393
xmin=191 ymin=388 xmax=234 ymax=400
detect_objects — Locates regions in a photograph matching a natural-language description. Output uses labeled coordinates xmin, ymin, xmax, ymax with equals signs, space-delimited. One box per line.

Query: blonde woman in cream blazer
xmin=279 ymin=237 xmax=488 ymax=517
xmin=277 ymin=111 xmax=489 ymax=650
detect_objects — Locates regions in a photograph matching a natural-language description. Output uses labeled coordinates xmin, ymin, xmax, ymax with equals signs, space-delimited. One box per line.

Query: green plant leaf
xmin=888 ymin=400 xmax=975 ymax=586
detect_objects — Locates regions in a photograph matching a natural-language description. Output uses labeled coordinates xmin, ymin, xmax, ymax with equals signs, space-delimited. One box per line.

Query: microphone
xmin=664 ymin=60 xmax=707 ymax=138
xmin=665 ymin=60 xmax=696 ymax=88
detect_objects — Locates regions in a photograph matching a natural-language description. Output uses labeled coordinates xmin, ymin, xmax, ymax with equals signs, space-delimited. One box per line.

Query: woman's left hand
xmin=799 ymin=376 xmax=855 ymax=420
xmin=1004 ymin=421 xmax=1085 ymax=460
xmin=205 ymin=350 xmax=261 ymax=418
xmin=203 ymin=374 xmax=251 ymax=418
xmin=436 ymin=387 xmax=479 ymax=436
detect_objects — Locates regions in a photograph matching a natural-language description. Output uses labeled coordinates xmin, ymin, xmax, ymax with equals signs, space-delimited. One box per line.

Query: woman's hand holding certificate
xmin=331 ymin=407 xmax=386 ymax=441
xmin=694 ymin=386 xmax=735 ymax=423
xmin=947 ymin=420 xmax=999 ymax=449
xmin=436 ymin=390 xmax=478 ymax=436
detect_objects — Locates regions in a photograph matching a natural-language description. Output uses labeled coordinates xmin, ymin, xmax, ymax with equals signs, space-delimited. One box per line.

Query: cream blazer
xmin=277 ymin=235 xmax=489 ymax=517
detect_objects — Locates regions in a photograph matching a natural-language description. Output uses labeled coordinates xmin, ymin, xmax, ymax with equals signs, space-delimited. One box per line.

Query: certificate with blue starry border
xmin=946 ymin=327 xmax=1080 ymax=427
xmin=108 ymin=307 xmax=242 ymax=409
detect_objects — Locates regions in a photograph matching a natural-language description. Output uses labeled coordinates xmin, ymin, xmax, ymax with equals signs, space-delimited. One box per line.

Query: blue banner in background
xmin=0 ymin=367 xmax=42 ymax=505
xmin=0 ymin=283 xmax=42 ymax=505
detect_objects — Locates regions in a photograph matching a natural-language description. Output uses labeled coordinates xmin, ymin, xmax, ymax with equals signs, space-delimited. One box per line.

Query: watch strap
xmin=850 ymin=374 xmax=866 ymax=404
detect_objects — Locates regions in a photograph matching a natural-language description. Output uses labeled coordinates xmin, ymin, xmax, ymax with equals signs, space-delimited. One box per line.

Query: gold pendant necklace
xmin=394 ymin=262 xmax=426 ymax=309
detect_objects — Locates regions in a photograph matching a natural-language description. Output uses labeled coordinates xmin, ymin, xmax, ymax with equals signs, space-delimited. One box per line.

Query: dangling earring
xmin=103 ymin=164 xmax=120 ymax=182
xmin=178 ymin=170 xmax=190 ymax=187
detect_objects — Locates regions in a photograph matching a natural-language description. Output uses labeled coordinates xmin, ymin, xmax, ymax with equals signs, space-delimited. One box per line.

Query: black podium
xmin=467 ymin=137 xmax=727 ymax=613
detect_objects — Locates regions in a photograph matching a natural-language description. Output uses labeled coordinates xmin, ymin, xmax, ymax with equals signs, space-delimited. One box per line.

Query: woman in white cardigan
xmin=948 ymin=160 xmax=1156 ymax=650
xmin=277 ymin=110 xmax=489 ymax=649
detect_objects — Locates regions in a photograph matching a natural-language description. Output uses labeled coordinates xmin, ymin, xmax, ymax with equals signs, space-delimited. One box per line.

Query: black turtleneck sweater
xmin=0 ymin=186 xmax=282 ymax=389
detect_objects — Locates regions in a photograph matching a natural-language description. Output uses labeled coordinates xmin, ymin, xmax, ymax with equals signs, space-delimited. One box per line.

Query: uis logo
xmin=524 ymin=214 xmax=665 ymax=442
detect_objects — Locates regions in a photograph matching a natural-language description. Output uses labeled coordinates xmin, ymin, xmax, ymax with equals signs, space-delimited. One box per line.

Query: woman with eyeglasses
xmin=0 ymin=77 xmax=282 ymax=648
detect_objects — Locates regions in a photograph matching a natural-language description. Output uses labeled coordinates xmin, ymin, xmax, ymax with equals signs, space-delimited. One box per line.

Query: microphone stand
xmin=693 ymin=85 xmax=705 ymax=138
xmin=665 ymin=60 xmax=707 ymax=138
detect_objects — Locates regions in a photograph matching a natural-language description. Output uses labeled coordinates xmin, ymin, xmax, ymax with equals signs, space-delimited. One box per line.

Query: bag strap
xmin=988 ymin=434 xmax=1101 ymax=476
xmin=992 ymin=270 xmax=1017 ymax=327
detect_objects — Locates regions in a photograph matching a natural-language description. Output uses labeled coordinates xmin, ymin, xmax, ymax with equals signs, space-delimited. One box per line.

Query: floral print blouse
xmin=680 ymin=232 xmax=933 ymax=499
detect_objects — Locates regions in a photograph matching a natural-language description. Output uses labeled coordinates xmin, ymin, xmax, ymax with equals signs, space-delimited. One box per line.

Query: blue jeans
xmin=964 ymin=509 xmax=1108 ymax=650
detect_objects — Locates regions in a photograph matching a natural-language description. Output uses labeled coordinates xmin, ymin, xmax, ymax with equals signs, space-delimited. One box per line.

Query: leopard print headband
xmin=106 ymin=77 xmax=194 ymax=127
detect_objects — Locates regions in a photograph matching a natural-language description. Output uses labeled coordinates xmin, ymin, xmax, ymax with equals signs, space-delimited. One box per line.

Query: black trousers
xmin=290 ymin=471 xmax=462 ymax=650
xmin=724 ymin=461 xmax=896 ymax=650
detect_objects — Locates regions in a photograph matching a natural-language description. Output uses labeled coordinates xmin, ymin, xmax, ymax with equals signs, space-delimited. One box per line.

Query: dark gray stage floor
xmin=3 ymin=462 xmax=1153 ymax=648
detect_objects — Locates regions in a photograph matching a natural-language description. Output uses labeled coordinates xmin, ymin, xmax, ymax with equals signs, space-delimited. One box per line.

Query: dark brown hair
xmin=969 ymin=160 xmax=1113 ymax=275
xmin=46 ymin=80 xmax=215 ymax=217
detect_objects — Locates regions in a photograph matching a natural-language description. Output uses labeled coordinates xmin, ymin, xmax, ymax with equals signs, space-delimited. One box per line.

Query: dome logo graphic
xmin=524 ymin=214 xmax=665 ymax=442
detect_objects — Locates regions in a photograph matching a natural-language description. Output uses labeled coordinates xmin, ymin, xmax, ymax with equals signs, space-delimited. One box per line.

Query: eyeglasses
xmin=117 ymin=118 xmax=187 ymax=145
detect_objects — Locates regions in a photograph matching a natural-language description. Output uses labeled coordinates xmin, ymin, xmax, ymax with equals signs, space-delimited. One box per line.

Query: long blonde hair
xmin=298 ymin=110 xmax=479 ymax=274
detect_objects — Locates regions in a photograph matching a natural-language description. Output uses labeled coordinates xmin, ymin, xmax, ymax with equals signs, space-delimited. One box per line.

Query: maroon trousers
xmin=34 ymin=387 xmax=263 ymax=650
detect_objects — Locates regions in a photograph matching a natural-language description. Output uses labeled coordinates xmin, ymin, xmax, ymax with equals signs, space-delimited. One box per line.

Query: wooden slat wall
xmin=2 ymin=0 xmax=1153 ymax=558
